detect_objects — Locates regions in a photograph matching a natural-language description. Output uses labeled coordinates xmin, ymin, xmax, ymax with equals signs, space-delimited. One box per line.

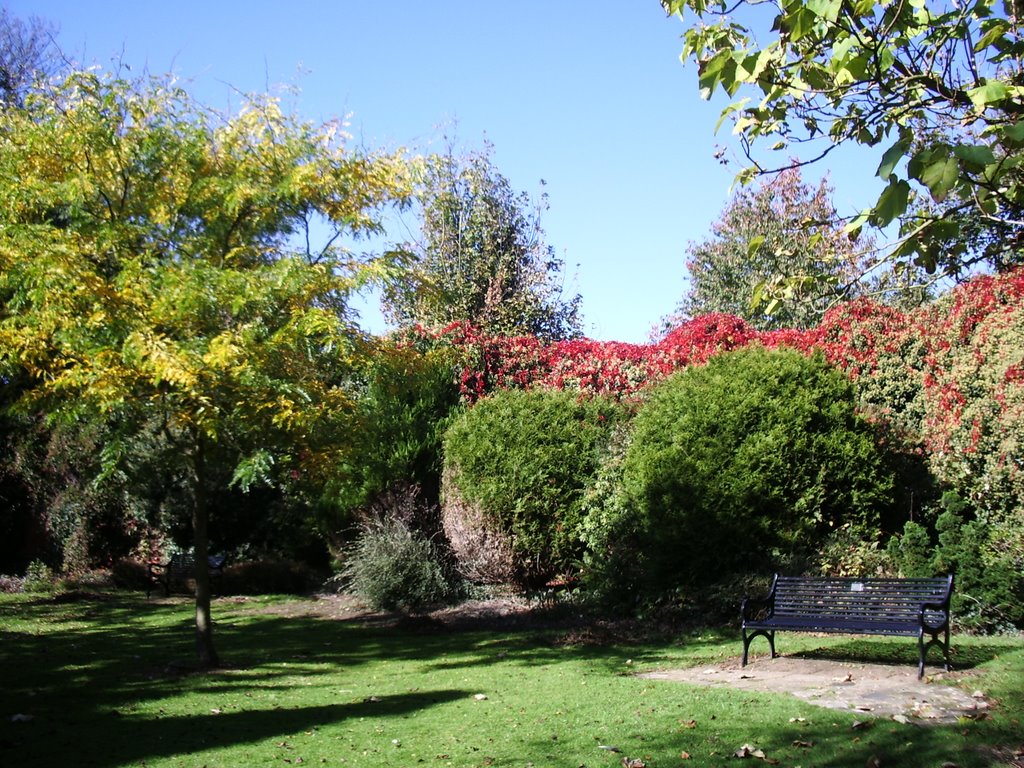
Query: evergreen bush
xmin=598 ymin=347 xmax=896 ymax=598
xmin=442 ymin=388 xmax=624 ymax=586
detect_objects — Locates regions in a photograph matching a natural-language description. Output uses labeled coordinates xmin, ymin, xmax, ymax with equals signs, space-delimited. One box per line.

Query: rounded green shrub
xmin=600 ymin=347 xmax=896 ymax=597
xmin=442 ymin=388 xmax=624 ymax=586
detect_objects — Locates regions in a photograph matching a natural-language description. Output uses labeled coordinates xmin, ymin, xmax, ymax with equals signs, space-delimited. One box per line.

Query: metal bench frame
xmin=741 ymin=574 xmax=954 ymax=678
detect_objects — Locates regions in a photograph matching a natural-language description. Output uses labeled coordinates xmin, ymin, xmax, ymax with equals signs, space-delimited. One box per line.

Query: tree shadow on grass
xmin=4 ymin=689 xmax=470 ymax=768
xmin=3 ymin=592 xmax=1022 ymax=768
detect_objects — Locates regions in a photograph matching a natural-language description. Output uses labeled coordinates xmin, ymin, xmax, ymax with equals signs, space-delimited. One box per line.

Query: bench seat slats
xmin=741 ymin=573 xmax=953 ymax=679
xmin=745 ymin=616 xmax=921 ymax=634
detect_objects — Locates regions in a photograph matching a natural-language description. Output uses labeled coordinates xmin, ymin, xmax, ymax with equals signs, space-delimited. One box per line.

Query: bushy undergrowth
xmin=886 ymin=493 xmax=1024 ymax=631
xmin=314 ymin=342 xmax=463 ymax=551
xmin=587 ymin=347 xmax=897 ymax=602
xmin=442 ymin=388 xmax=624 ymax=586
xmin=340 ymin=516 xmax=460 ymax=612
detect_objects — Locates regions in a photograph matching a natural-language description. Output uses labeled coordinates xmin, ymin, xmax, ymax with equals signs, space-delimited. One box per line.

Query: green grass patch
xmin=1 ymin=591 xmax=1022 ymax=767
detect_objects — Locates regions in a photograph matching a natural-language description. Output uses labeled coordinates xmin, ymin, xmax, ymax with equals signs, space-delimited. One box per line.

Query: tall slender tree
xmin=384 ymin=145 xmax=582 ymax=341
xmin=677 ymin=169 xmax=869 ymax=330
xmin=0 ymin=72 xmax=413 ymax=666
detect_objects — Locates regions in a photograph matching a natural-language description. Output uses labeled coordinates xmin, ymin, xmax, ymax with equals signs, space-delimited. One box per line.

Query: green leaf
xmin=1001 ymin=122 xmax=1024 ymax=146
xmin=872 ymin=179 xmax=910 ymax=226
xmin=953 ymin=144 xmax=996 ymax=168
xmin=780 ymin=6 xmax=816 ymax=41
xmin=876 ymin=139 xmax=909 ymax=180
xmin=919 ymin=153 xmax=960 ymax=202
xmin=750 ymin=280 xmax=766 ymax=312
xmin=715 ymin=98 xmax=751 ymax=133
xmin=747 ymin=235 xmax=766 ymax=257
xmin=698 ymin=49 xmax=737 ymax=97
xmin=968 ymin=82 xmax=1009 ymax=109
xmin=975 ymin=18 xmax=1011 ymax=52
xmin=806 ymin=0 xmax=842 ymax=22
xmin=844 ymin=209 xmax=871 ymax=235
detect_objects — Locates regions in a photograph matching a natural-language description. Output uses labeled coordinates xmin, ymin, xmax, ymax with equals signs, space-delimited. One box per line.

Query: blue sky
xmin=15 ymin=1 xmax=882 ymax=342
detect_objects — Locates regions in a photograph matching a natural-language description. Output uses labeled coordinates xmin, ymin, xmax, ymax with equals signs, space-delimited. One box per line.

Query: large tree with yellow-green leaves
xmin=0 ymin=72 xmax=414 ymax=666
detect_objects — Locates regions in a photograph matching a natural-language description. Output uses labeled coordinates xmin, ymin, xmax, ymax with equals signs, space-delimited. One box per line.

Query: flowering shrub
xmin=916 ymin=272 xmax=1024 ymax=595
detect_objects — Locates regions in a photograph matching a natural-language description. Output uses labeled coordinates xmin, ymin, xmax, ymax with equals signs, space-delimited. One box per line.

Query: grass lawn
xmin=1 ymin=590 xmax=1022 ymax=768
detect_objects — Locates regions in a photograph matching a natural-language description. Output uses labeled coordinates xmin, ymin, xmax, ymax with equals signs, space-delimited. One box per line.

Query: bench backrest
xmin=167 ymin=552 xmax=226 ymax=575
xmin=773 ymin=575 xmax=953 ymax=623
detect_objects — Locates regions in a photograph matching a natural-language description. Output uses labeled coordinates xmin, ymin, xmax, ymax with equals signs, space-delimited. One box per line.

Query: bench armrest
xmin=741 ymin=596 xmax=774 ymax=622
xmin=919 ymin=600 xmax=950 ymax=630
xmin=741 ymin=574 xmax=778 ymax=622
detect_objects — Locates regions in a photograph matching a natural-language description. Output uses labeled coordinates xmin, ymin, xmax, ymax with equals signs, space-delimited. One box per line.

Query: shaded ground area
xmin=640 ymin=656 xmax=990 ymax=724
xmin=239 ymin=592 xmax=996 ymax=726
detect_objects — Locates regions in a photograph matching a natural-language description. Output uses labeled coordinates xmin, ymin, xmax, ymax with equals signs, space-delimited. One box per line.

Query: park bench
xmin=741 ymin=574 xmax=954 ymax=678
xmin=147 ymin=552 xmax=227 ymax=598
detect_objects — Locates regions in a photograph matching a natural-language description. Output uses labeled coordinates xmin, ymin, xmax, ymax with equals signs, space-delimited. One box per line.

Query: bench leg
xmin=742 ymin=629 xmax=775 ymax=666
xmin=917 ymin=633 xmax=926 ymax=679
xmin=918 ymin=626 xmax=953 ymax=679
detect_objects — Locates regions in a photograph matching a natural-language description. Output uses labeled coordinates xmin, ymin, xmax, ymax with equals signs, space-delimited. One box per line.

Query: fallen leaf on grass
xmin=680 ymin=719 xmax=698 ymax=729
xmin=959 ymin=711 xmax=990 ymax=721
xmin=852 ymin=720 xmax=874 ymax=731
xmin=621 ymin=758 xmax=645 ymax=768
xmin=735 ymin=744 xmax=765 ymax=759
xmin=598 ymin=745 xmax=621 ymax=752
xmin=680 ymin=751 xmax=691 ymax=760
xmin=792 ymin=740 xmax=814 ymax=748
xmin=473 ymin=694 xmax=488 ymax=701
xmin=734 ymin=744 xmax=780 ymax=763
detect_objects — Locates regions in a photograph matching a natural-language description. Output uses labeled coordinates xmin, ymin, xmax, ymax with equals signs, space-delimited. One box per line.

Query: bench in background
xmin=147 ymin=552 xmax=227 ymax=598
xmin=741 ymin=574 xmax=954 ymax=678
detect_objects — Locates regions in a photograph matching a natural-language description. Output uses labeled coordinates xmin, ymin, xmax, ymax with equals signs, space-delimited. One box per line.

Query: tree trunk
xmin=191 ymin=434 xmax=219 ymax=668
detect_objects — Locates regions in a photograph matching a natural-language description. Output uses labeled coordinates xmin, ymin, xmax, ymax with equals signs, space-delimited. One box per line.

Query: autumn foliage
xmin=413 ymin=268 xmax=1024 ymax=613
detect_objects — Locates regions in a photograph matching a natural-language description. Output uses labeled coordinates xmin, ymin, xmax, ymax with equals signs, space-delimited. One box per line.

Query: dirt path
xmin=640 ymin=656 xmax=990 ymax=724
